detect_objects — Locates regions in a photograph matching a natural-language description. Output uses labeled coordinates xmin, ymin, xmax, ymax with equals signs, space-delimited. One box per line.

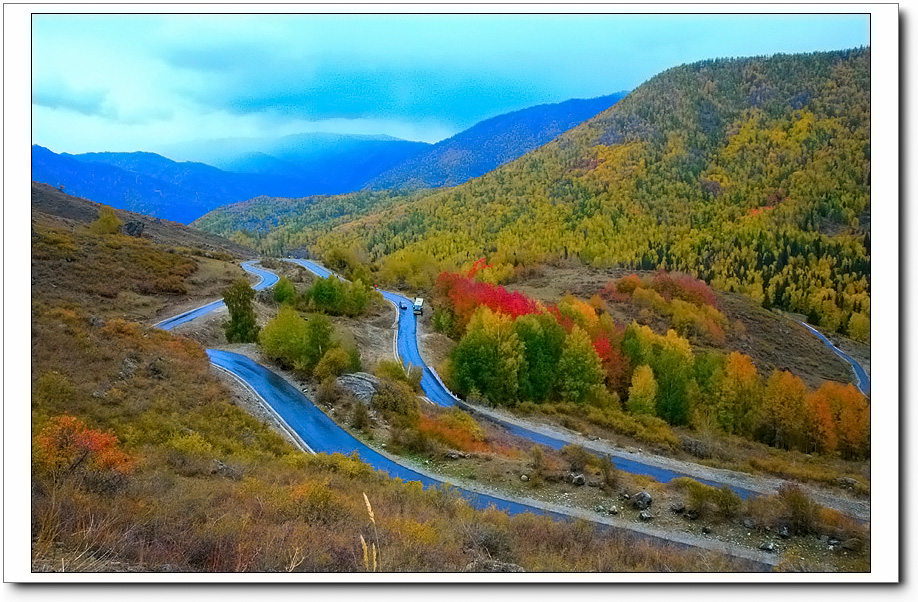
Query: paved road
xmin=206 ymin=348 xmax=773 ymax=569
xmin=797 ymin=321 xmax=871 ymax=396
xmin=284 ymin=259 xmax=760 ymax=499
xmin=155 ymin=261 xmax=279 ymax=331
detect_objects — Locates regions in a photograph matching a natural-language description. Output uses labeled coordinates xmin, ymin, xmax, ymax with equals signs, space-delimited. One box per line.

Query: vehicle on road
xmin=413 ymin=297 xmax=424 ymax=315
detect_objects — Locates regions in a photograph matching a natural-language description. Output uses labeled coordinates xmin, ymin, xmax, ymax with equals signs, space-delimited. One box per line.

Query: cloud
xmin=32 ymin=80 xmax=113 ymax=118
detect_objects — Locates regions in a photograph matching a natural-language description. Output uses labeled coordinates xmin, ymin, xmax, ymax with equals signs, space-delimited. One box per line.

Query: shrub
xmin=372 ymin=380 xmax=420 ymax=428
xmin=350 ymin=402 xmax=372 ymax=431
xmin=315 ymin=347 xmax=353 ymax=381
xmin=776 ymin=483 xmax=819 ymax=535
xmin=561 ymin=444 xmax=593 ymax=473
xmin=670 ymin=477 xmax=741 ymax=521
xmin=374 ymin=359 xmax=423 ymax=392
xmin=88 ymin=206 xmax=123 ymax=236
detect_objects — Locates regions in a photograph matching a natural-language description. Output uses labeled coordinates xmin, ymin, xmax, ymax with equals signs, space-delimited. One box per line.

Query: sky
xmin=31 ymin=13 xmax=869 ymax=155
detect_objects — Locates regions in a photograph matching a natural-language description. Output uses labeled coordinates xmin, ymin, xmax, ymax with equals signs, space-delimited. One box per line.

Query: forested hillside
xmin=306 ymin=49 xmax=870 ymax=340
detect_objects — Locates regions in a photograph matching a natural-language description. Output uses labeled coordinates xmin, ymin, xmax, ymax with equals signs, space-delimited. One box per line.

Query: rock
xmin=828 ymin=538 xmax=841 ymax=546
xmin=841 ymin=538 xmax=862 ymax=552
xmin=444 ymin=451 xmax=460 ymax=460
xmin=620 ymin=493 xmax=630 ymax=500
xmin=670 ymin=502 xmax=686 ymax=514
xmin=631 ymin=491 xmax=652 ymax=510
xmin=594 ymin=505 xmax=605 ymax=513
xmin=89 ymin=316 xmax=105 ymax=328
xmin=587 ymin=481 xmax=599 ymax=487
xmin=638 ymin=510 xmax=654 ymax=521
xmin=520 ymin=474 xmax=529 ymax=482
xmin=119 ymin=357 xmax=139 ymax=379
xmin=464 ymin=558 xmax=525 ymax=573
xmin=819 ymin=535 xmax=829 ymax=544
xmin=742 ymin=518 xmax=756 ymax=530
xmin=211 ymin=459 xmax=241 ymax=480
xmin=836 ymin=477 xmax=862 ymax=490
xmin=684 ymin=510 xmax=699 ymax=521
xmin=759 ymin=542 xmax=777 ymax=553
xmin=336 ymin=373 xmax=382 ymax=404
xmin=570 ymin=473 xmax=586 ymax=486
xmin=701 ymin=526 xmax=712 ymax=534
xmin=608 ymin=507 xmax=619 ymax=515
xmin=778 ymin=524 xmax=791 ymax=538
xmin=91 ymin=390 xmax=106 ymax=399
xmin=587 ymin=435 xmax=599 ymax=441
xmin=123 ymin=221 xmax=145 ymax=237
xmin=681 ymin=436 xmax=712 ymax=458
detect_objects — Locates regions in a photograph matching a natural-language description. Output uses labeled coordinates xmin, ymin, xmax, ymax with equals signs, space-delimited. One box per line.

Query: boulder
xmin=759 ymin=542 xmax=777 ymax=553
xmin=701 ymin=526 xmax=712 ymax=534
xmin=520 ymin=474 xmax=529 ymax=482
xmin=444 ymin=451 xmax=461 ymax=460
xmin=336 ymin=373 xmax=382 ymax=404
xmin=123 ymin=221 xmax=145 ymax=237
xmin=608 ymin=507 xmax=619 ymax=516
xmin=742 ymin=518 xmax=756 ymax=530
xmin=638 ymin=510 xmax=654 ymax=521
xmin=684 ymin=509 xmax=699 ymax=521
xmin=836 ymin=477 xmax=862 ymax=490
xmin=777 ymin=524 xmax=791 ymax=539
xmin=631 ymin=491 xmax=652 ymax=510
xmin=841 ymin=538 xmax=863 ymax=552
xmin=570 ymin=473 xmax=586 ymax=486
xmin=670 ymin=501 xmax=686 ymax=514
xmin=464 ymin=558 xmax=525 ymax=573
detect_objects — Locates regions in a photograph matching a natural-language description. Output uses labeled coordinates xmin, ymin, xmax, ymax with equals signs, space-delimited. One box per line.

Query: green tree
xmin=223 ymin=278 xmax=260 ymax=343
xmin=273 ymin=276 xmax=297 ymax=305
xmin=259 ymin=306 xmax=334 ymax=375
xmin=514 ymin=313 xmax=565 ymax=401
xmin=556 ymin=326 xmax=604 ymax=403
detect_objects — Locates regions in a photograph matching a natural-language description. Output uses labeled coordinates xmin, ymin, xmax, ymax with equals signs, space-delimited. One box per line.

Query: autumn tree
xmin=88 ymin=206 xmax=123 ymax=235
xmin=627 ymin=365 xmax=658 ymax=415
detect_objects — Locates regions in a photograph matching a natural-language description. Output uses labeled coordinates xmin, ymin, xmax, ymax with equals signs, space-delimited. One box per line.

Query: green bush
xmin=314 ymin=347 xmax=353 ymax=381
xmin=372 ymin=380 xmax=420 ymax=427
xmin=259 ymin=307 xmax=334 ymax=375
xmin=374 ymin=359 xmax=423 ymax=392
xmin=273 ymin=276 xmax=297 ymax=305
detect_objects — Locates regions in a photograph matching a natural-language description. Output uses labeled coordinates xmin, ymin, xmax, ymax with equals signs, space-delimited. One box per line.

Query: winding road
xmin=284 ymin=259 xmax=768 ymax=498
xmin=797 ymin=321 xmax=871 ymax=396
xmin=155 ymin=261 xmax=279 ymax=331
xmin=152 ymin=258 xmax=782 ymax=567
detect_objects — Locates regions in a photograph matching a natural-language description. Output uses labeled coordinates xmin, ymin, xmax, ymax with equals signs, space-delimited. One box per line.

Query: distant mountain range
xmin=367 ymin=93 xmax=628 ymax=190
xmin=32 ymin=93 xmax=627 ymax=223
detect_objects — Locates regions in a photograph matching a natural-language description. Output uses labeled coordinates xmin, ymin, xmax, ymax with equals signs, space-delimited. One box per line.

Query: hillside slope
xmin=309 ymin=49 xmax=870 ymax=339
xmin=367 ymin=93 xmax=628 ymax=189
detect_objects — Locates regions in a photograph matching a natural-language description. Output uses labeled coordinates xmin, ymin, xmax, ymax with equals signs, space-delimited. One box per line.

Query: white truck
xmin=413 ymin=298 xmax=424 ymax=315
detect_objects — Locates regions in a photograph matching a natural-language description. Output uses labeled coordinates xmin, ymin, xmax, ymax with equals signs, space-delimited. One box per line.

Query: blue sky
xmin=32 ymin=13 xmax=869 ymax=155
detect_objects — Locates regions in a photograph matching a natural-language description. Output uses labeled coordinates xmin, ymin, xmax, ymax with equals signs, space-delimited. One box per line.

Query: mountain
xmin=200 ymin=49 xmax=870 ymax=339
xmin=31 ymin=134 xmax=430 ymax=223
xmin=367 ymin=93 xmax=628 ymax=190
xmin=160 ymin=132 xmax=432 ymax=190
